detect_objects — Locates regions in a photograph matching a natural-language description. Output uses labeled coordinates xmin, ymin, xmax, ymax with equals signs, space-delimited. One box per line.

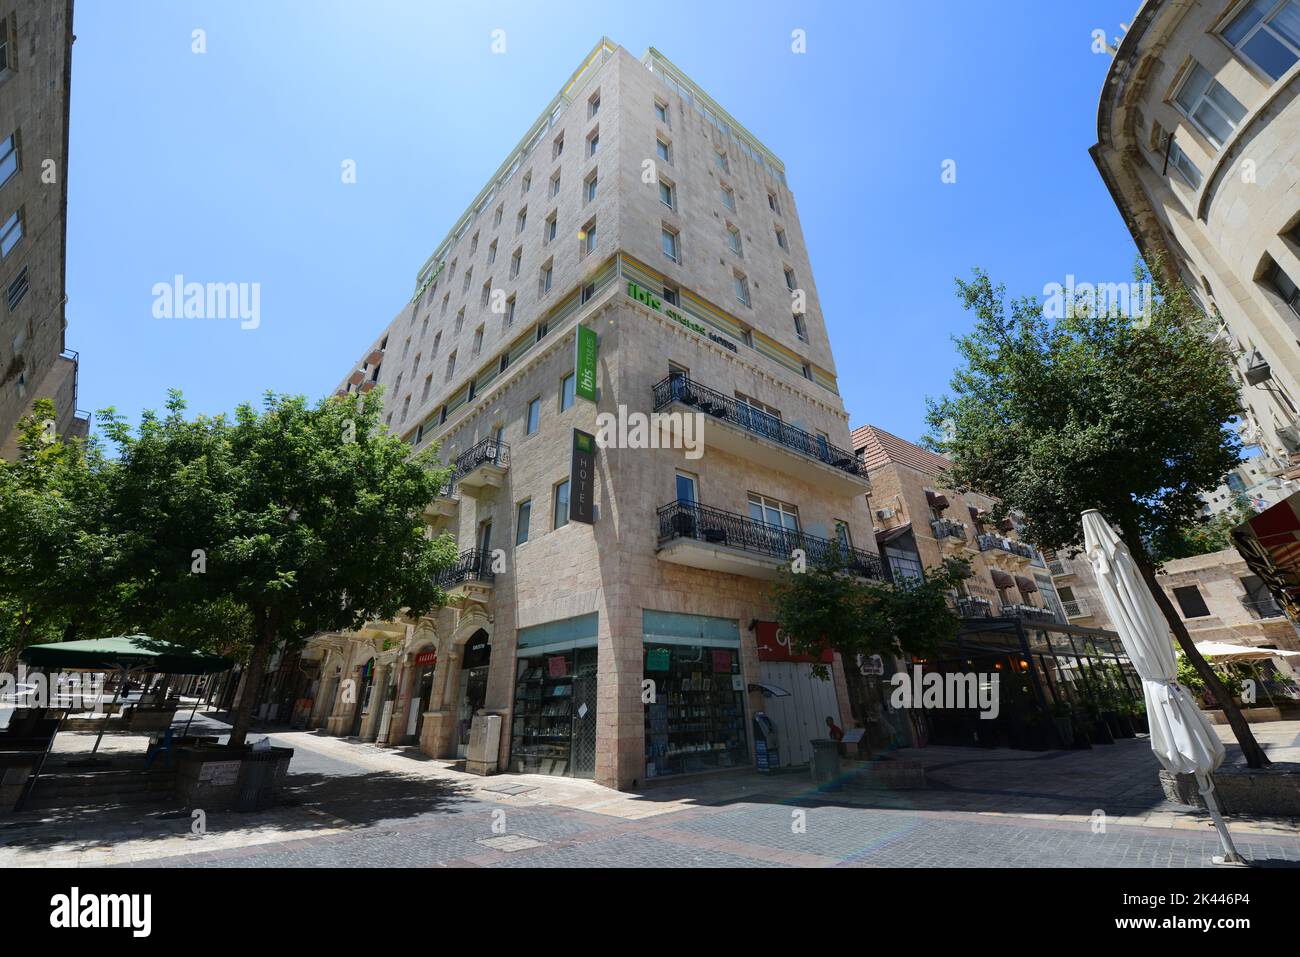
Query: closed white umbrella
xmin=1082 ymin=510 xmax=1243 ymax=865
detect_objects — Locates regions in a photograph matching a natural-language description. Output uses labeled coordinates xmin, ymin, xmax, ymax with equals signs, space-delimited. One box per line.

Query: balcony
xmin=656 ymin=499 xmax=883 ymax=582
xmin=652 ymin=375 xmax=870 ymax=495
xmin=999 ymin=602 xmax=1057 ymax=623
xmin=436 ymin=548 xmax=495 ymax=603
xmin=954 ymin=595 xmax=992 ymax=618
xmin=421 ymin=478 xmax=458 ymax=526
xmin=977 ymin=533 xmax=1035 ymax=562
xmin=452 ymin=437 xmax=510 ymax=495
xmin=1061 ymin=598 xmax=1091 ymax=620
xmin=1241 ymin=596 xmax=1286 ymax=620
xmin=931 ymin=518 xmax=968 ymax=546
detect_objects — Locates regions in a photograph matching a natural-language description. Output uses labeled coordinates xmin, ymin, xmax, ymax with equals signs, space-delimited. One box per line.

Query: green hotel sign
xmin=575 ymin=324 xmax=598 ymax=402
xmin=626 ymin=281 xmax=738 ymax=354
xmin=410 ymin=259 xmax=447 ymax=303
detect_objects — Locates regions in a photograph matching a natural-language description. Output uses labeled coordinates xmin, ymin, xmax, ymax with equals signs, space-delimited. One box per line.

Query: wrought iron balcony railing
xmin=452 ymin=437 xmax=510 ymax=482
xmin=999 ymin=601 xmax=1057 ymax=623
xmin=1047 ymin=558 xmax=1069 ymax=576
xmin=1241 ymin=596 xmax=1286 ymax=620
xmin=1061 ymin=598 xmax=1091 ymax=619
xmin=977 ymin=533 xmax=1036 ymax=560
xmin=652 ymin=375 xmax=866 ymax=478
xmin=656 ymin=499 xmax=883 ymax=579
xmin=954 ymin=595 xmax=992 ymax=618
xmin=436 ymin=548 xmax=495 ymax=588
xmin=931 ymin=518 xmax=967 ymax=541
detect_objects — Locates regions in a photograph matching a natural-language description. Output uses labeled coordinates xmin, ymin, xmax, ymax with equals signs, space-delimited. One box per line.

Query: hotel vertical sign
xmin=575 ymin=324 xmax=598 ymax=403
xmin=570 ymin=428 xmax=596 ymax=524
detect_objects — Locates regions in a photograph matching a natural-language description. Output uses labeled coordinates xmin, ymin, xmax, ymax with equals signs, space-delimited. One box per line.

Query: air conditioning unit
xmin=875 ymin=507 xmax=896 ymax=521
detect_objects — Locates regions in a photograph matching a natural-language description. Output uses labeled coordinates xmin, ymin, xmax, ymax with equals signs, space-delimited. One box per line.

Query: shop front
xmin=643 ymin=610 xmax=748 ymax=779
xmin=509 ymin=613 xmax=599 ymax=777
xmin=456 ymin=633 xmax=491 ymax=757
xmin=405 ymin=648 xmax=437 ymax=745
xmin=752 ymin=621 xmax=840 ymax=767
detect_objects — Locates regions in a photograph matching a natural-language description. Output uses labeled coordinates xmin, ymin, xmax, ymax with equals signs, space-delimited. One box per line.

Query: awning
xmin=925 ymin=490 xmax=949 ymax=511
xmin=20 ymin=635 xmax=234 ymax=674
xmin=990 ymin=568 xmax=1015 ymax=589
xmin=875 ymin=522 xmax=912 ymax=546
xmin=968 ymin=505 xmax=986 ymax=524
xmin=1192 ymin=641 xmax=1300 ymax=662
xmin=1015 ymin=575 xmax=1038 ymax=594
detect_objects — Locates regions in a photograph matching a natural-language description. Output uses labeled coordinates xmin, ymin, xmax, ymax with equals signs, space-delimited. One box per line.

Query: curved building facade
xmin=1093 ymin=0 xmax=1300 ymax=483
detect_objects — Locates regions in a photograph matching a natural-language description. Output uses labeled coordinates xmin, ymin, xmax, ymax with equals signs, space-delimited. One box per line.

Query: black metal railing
xmin=1241 ymin=596 xmax=1285 ymax=620
xmin=954 ymin=596 xmax=992 ymax=618
xmin=999 ymin=601 xmax=1057 ymax=623
xmin=931 ymin=518 xmax=967 ymax=541
xmin=1061 ymin=598 xmax=1090 ymax=619
xmin=452 ymin=437 xmax=510 ymax=482
xmin=977 ymin=533 xmax=1035 ymax=560
xmin=656 ymin=499 xmax=883 ymax=579
xmin=652 ymin=375 xmax=866 ymax=477
xmin=436 ymin=548 xmax=495 ymax=587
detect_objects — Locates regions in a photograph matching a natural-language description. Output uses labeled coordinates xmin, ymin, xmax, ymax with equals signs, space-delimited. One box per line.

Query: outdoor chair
xmin=144 ymin=726 xmax=176 ymax=770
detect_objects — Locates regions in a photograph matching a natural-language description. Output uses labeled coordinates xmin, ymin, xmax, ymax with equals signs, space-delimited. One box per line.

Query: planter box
xmin=126 ymin=707 xmax=178 ymax=733
xmin=174 ymin=745 xmax=294 ymax=811
xmin=1159 ymin=763 xmax=1300 ymax=817
xmin=1205 ymin=707 xmax=1283 ymax=725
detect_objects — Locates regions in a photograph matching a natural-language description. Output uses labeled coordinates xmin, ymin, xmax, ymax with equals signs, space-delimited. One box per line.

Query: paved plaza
xmin=3 ymin=712 xmax=1299 ymax=868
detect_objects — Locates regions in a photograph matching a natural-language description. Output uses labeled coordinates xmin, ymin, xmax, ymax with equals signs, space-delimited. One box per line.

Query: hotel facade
xmin=306 ymin=40 xmax=881 ymax=789
xmin=1092 ymin=0 xmax=1300 ymax=486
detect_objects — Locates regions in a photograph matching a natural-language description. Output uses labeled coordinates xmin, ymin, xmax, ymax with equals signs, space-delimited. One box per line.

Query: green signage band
xmin=625 ymin=281 xmax=738 ymax=354
xmin=575 ymin=324 xmax=598 ymax=402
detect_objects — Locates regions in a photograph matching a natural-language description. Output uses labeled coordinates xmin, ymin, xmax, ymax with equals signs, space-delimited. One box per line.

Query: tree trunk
xmin=226 ymin=609 xmax=275 ymax=747
xmin=1118 ymin=515 xmax=1270 ymax=769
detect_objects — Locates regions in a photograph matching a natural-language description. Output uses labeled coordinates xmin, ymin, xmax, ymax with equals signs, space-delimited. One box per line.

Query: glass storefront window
xmin=512 ymin=652 xmax=575 ymax=774
xmin=644 ymin=645 xmax=747 ymax=777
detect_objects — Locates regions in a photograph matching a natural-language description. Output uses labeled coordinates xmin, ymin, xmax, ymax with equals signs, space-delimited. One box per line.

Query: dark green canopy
xmin=20 ymin=635 xmax=234 ymax=674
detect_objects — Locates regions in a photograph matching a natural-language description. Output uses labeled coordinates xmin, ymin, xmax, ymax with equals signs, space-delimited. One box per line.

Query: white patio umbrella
xmin=1081 ymin=510 xmax=1244 ymax=865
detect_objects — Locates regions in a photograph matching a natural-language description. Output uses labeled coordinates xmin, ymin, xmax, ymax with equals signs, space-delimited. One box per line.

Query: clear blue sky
xmin=67 ymin=0 xmax=1142 ymax=445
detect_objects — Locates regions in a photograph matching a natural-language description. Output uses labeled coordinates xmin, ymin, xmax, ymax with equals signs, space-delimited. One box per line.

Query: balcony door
xmin=675 ymin=472 xmax=697 ymax=505
xmin=748 ymin=493 xmax=800 ymax=554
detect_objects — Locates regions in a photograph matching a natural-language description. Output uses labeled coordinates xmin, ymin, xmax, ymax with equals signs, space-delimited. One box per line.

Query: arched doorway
xmin=455 ymin=630 xmax=491 ymax=757
xmin=350 ymin=657 xmax=376 ymax=737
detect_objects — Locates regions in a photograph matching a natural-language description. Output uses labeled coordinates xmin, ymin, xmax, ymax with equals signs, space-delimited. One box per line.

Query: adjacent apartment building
xmin=851 ymin=425 xmax=1066 ymax=625
xmin=1092 ymin=0 xmax=1300 ymax=484
xmin=307 ymin=40 xmax=880 ymax=789
xmin=0 ymin=0 xmax=85 ymax=457
xmin=1156 ymin=545 xmax=1300 ymax=651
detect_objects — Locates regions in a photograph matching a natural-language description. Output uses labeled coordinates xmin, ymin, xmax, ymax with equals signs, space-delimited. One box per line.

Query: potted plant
xmin=1050 ymin=701 xmax=1074 ymax=750
xmin=1129 ymin=699 xmax=1149 ymax=734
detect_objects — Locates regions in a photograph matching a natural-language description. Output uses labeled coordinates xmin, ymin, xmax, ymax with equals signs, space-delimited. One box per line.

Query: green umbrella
xmin=20 ymin=635 xmax=233 ymax=674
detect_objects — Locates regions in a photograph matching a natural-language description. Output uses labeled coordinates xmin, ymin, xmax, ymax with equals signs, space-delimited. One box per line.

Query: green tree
xmin=98 ymin=389 xmax=458 ymax=746
xmin=772 ymin=553 xmax=970 ymax=679
xmin=926 ymin=265 xmax=1269 ymax=766
xmin=1149 ymin=493 xmax=1256 ymax=563
xmin=0 ymin=399 xmax=127 ymax=667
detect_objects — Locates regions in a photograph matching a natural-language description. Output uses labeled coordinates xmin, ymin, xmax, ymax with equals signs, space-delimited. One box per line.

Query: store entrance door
xmin=757 ymin=660 xmax=840 ymax=767
xmin=570 ymin=647 xmax=598 ymax=778
xmin=349 ymin=658 xmax=375 ymax=738
xmin=457 ymin=632 xmax=491 ymax=758
xmin=410 ymin=655 xmax=436 ymax=741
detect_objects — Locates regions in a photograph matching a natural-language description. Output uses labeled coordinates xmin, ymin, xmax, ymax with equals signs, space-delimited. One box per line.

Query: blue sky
xmin=67 ymin=0 xmax=1142 ymax=445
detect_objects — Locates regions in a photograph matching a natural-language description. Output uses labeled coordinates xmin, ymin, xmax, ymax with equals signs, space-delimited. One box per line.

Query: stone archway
xmin=420 ymin=612 xmax=492 ymax=758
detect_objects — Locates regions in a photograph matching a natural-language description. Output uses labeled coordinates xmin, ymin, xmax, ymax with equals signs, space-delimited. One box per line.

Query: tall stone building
xmin=309 ymin=40 xmax=880 ymax=788
xmin=0 ymin=0 xmax=85 ymax=457
xmin=1092 ymin=0 xmax=1300 ymax=483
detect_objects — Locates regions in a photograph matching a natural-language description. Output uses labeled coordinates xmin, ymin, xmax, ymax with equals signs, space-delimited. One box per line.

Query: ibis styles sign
xmin=575 ymin=324 xmax=598 ymax=402
xmin=570 ymin=429 xmax=596 ymax=524
xmin=625 ymin=281 xmax=738 ymax=354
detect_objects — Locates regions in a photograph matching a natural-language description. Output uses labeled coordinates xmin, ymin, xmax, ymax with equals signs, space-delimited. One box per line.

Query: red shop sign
xmin=414 ymin=650 xmax=437 ymax=666
xmin=754 ymin=621 xmax=833 ymax=664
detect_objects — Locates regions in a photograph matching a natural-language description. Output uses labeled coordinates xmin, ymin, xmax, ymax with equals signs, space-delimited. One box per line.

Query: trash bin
xmin=235 ymin=751 xmax=279 ymax=812
xmin=810 ymin=738 xmax=841 ymax=789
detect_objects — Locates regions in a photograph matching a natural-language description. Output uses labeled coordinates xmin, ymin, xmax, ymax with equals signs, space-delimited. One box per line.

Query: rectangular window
xmin=584 ymin=171 xmax=598 ymax=203
xmin=445 ymin=351 xmax=457 ymax=381
xmin=734 ymin=272 xmax=750 ymax=306
xmin=0 ymin=133 xmax=17 ymax=189
xmin=662 ymin=226 xmax=679 ymax=263
xmin=727 ymin=225 xmax=743 ymax=256
xmin=580 ymin=281 xmax=595 ymax=304
xmin=589 ymin=90 xmax=600 ymax=117
xmin=581 ymin=218 xmax=596 ymax=256
xmin=0 ymin=208 xmax=22 ymax=257
xmin=715 ymin=150 xmax=730 ymax=173
xmin=506 ymin=295 xmax=516 ymax=325
xmin=784 ymin=267 xmax=797 ymax=291
xmin=560 ymin=372 xmax=576 ymax=411
xmin=553 ymin=131 xmax=565 ymax=158
xmin=767 ymin=191 xmax=781 ymax=215
xmin=516 ymin=499 xmax=532 ymax=545
xmin=675 ymin=471 xmax=697 ymax=504
xmin=494 ymin=205 xmax=503 ymax=227
xmin=487 ymin=239 xmax=497 ymax=264
xmin=462 ymin=266 xmax=472 ymax=292
xmin=401 ymin=395 xmax=411 ymax=422
xmin=1172 ymin=584 xmax=1212 ymax=618
xmin=541 ymin=259 xmax=553 ymax=293
xmin=432 ymin=331 xmax=442 ymax=356
xmin=721 ymin=185 xmax=735 ymax=211
xmin=510 ymin=248 xmax=522 ymax=278
xmin=775 ymin=226 xmax=788 ymax=250
xmin=1174 ymin=62 xmax=1247 ymax=149
xmin=587 ymin=129 xmax=599 ymax=157
xmin=793 ymin=313 xmax=808 ymax=342
xmin=0 ymin=18 xmax=9 ymax=73
xmin=553 ymin=480 xmax=571 ymax=529
xmin=1167 ymin=138 xmax=1202 ymax=188
xmin=1221 ymin=0 xmax=1300 ymax=81
xmin=472 ymin=326 xmax=483 ymax=356
xmin=1268 ymin=259 xmax=1300 ymax=317
xmin=659 ymin=179 xmax=675 ymax=209
xmin=654 ymin=100 xmax=669 ymax=125
xmin=521 ymin=171 xmax=531 ymax=194
xmin=422 ymin=374 xmax=433 ymax=401
xmin=748 ymin=493 xmax=799 ymax=532
xmin=550 ymin=170 xmax=561 ymax=197
xmin=656 ymin=138 xmax=672 ymax=164
xmin=526 ymin=396 xmax=541 ymax=434
xmin=470 ymin=232 xmax=478 ymax=254
xmin=544 ymin=212 xmax=557 ymax=244
xmin=7 ymin=265 xmax=28 ymax=311
xmin=662 ymin=285 xmax=679 ymax=306
xmin=516 ymin=207 xmax=527 ymax=234
xmin=481 ymin=281 xmax=492 ymax=307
